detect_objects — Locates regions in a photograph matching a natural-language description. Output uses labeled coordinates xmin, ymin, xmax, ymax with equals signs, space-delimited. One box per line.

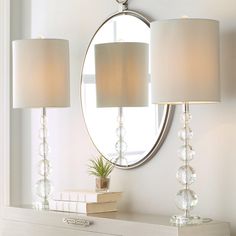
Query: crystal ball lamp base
xmin=34 ymin=200 xmax=50 ymax=210
xmin=170 ymin=215 xmax=205 ymax=226
xmin=170 ymin=104 xmax=212 ymax=226
xmin=34 ymin=108 xmax=52 ymax=211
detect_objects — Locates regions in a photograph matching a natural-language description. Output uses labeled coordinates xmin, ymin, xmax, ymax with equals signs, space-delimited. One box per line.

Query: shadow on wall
xmin=10 ymin=0 xmax=32 ymax=40
xmin=221 ymin=31 xmax=236 ymax=102
xmin=10 ymin=0 xmax=32 ymax=206
xmin=220 ymin=30 xmax=236 ymax=236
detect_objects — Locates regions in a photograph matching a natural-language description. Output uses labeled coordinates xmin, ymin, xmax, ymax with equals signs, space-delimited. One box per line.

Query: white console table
xmin=0 ymin=207 xmax=230 ymax=236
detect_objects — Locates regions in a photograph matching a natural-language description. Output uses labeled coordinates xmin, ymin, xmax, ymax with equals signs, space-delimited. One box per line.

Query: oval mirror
xmin=81 ymin=10 xmax=173 ymax=169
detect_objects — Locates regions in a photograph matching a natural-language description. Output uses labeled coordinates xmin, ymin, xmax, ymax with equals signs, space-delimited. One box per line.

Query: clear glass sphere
xmin=176 ymin=165 xmax=196 ymax=185
xmin=116 ymin=127 xmax=126 ymax=137
xmin=178 ymin=127 xmax=193 ymax=141
xmin=175 ymin=189 xmax=198 ymax=211
xmin=35 ymin=179 xmax=52 ymax=198
xmin=40 ymin=116 xmax=48 ymax=126
xmin=180 ymin=112 xmax=192 ymax=124
xmin=115 ymin=140 xmax=127 ymax=153
xmin=117 ymin=115 xmax=124 ymax=124
xmin=39 ymin=128 xmax=48 ymax=139
xmin=38 ymin=159 xmax=51 ymax=177
xmin=39 ymin=143 xmax=50 ymax=156
xmin=177 ymin=145 xmax=195 ymax=161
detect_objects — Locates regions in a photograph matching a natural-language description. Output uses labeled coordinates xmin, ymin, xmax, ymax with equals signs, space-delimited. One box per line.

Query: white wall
xmin=12 ymin=0 xmax=236 ymax=235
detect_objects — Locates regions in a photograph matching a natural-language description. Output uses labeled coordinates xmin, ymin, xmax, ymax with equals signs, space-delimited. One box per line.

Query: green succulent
xmin=89 ymin=155 xmax=114 ymax=178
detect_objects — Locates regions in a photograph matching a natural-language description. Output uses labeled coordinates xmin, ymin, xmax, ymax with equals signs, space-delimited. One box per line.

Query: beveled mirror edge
xmin=80 ymin=9 xmax=175 ymax=170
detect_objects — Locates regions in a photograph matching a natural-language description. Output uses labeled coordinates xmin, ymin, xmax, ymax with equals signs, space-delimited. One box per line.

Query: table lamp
xmin=150 ymin=19 xmax=220 ymax=225
xmin=12 ymin=39 xmax=70 ymax=209
xmin=95 ymin=42 xmax=149 ymax=165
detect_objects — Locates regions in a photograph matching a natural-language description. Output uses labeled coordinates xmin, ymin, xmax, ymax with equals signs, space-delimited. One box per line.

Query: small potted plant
xmin=89 ymin=155 xmax=114 ymax=192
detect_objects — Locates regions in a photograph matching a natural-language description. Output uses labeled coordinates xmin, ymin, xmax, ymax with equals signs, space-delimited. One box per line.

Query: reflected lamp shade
xmin=13 ymin=39 xmax=70 ymax=108
xmin=95 ymin=42 xmax=149 ymax=107
xmin=150 ymin=19 xmax=220 ymax=104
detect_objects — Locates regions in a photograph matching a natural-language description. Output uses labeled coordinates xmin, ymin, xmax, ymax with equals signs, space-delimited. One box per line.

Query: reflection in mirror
xmin=95 ymin=42 xmax=149 ymax=165
xmin=81 ymin=13 xmax=172 ymax=169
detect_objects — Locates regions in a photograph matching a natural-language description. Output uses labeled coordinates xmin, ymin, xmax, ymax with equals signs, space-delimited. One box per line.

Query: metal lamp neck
xmin=183 ymin=102 xmax=190 ymax=113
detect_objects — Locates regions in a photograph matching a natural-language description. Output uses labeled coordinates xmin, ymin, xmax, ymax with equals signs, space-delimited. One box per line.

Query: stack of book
xmin=49 ymin=191 xmax=122 ymax=214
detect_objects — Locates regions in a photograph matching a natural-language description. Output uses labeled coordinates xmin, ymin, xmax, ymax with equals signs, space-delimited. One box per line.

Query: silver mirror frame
xmin=80 ymin=10 xmax=175 ymax=169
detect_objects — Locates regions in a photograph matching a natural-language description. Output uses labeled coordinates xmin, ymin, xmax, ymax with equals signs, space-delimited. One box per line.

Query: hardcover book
xmin=53 ymin=191 xmax=122 ymax=203
xmin=49 ymin=200 xmax=118 ymax=214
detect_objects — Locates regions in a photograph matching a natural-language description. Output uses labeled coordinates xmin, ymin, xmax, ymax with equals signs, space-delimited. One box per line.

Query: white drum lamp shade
xmin=13 ymin=39 xmax=70 ymax=108
xmin=151 ymin=19 xmax=220 ymax=104
xmin=95 ymin=42 xmax=149 ymax=107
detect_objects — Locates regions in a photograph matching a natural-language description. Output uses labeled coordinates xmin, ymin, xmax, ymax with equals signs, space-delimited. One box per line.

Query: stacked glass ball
xmin=35 ymin=113 xmax=52 ymax=209
xmin=175 ymin=110 xmax=198 ymax=215
xmin=115 ymin=113 xmax=128 ymax=165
